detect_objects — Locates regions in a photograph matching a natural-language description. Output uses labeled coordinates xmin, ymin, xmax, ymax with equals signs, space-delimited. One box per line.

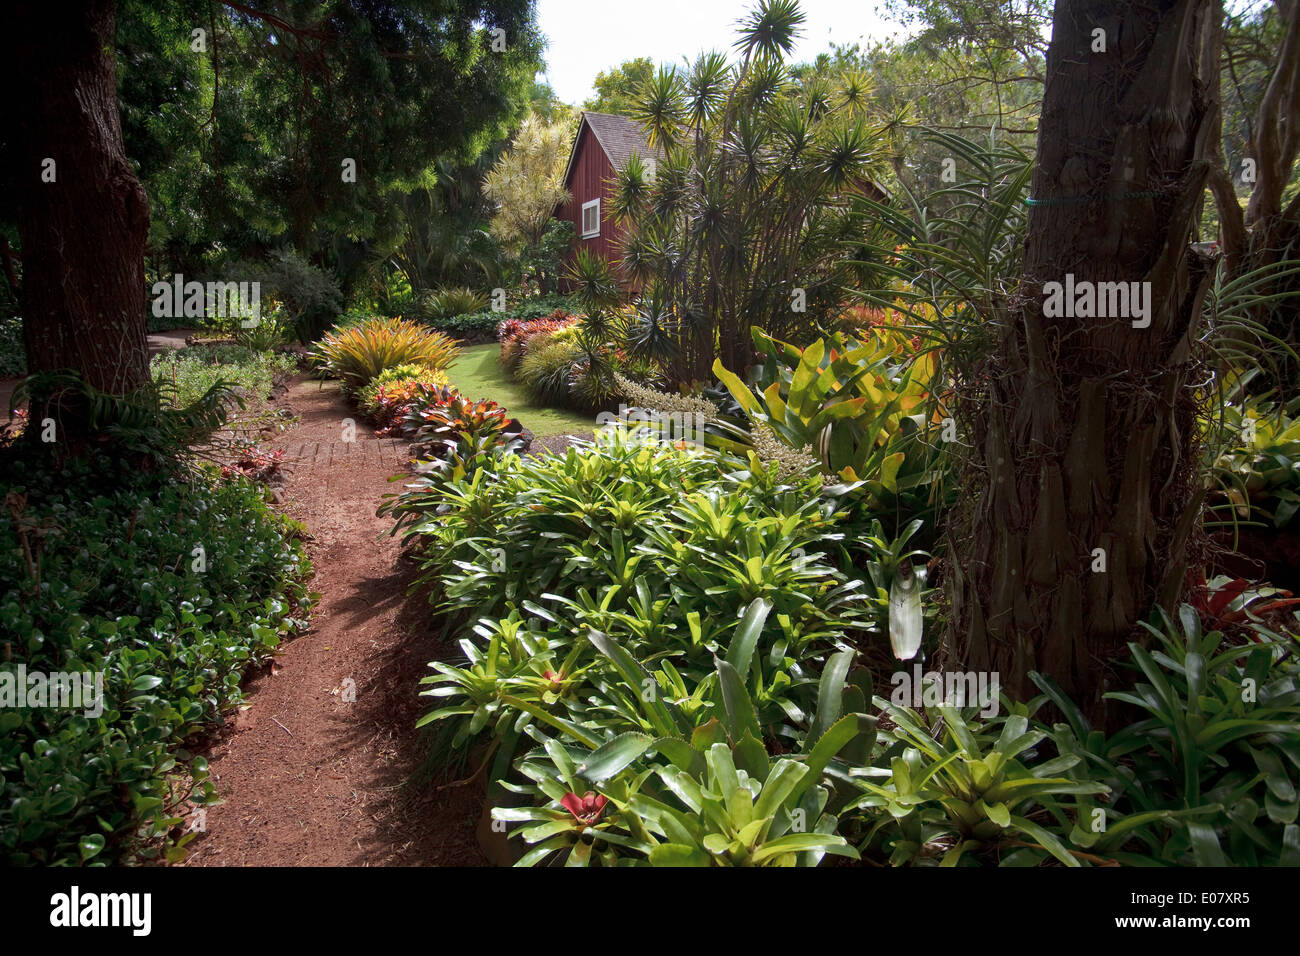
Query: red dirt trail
xmin=184 ymin=376 xmax=487 ymax=867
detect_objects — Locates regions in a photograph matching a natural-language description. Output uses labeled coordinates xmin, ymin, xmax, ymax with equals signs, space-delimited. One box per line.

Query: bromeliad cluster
xmin=383 ymin=422 xmax=1299 ymax=867
xmin=497 ymin=310 xmax=578 ymax=374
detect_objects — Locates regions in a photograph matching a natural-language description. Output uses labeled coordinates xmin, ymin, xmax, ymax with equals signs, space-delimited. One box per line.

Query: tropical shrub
xmin=0 ymin=460 xmax=316 ymax=864
xmin=611 ymin=2 xmax=888 ymax=381
xmin=397 ymin=386 xmax=523 ymax=459
xmin=424 ymin=294 xmax=577 ymax=341
xmin=1209 ymin=391 xmax=1300 ymax=530
xmin=382 ymin=432 xmax=876 ymax=781
xmin=497 ymin=311 xmax=579 ymax=374
xmin=233 ymin=301 xmax=292 ymax=352
xmin=844 ymin=699 xmax=1108 ymax=866
xmin=311 ymin=316 xmax=458 ymax=390
xmin=497 ymin=698 xmax=874 ymax=866
xmin=518 ymin=336 xmax=582 ymax=406
xmin=357 ymin=365 xmax=449 ymax=426
xmin=236 ymin=249 xmax=344 ymax=343
xmin=387 ymin=411 xmax=1297 ymax=866
xmin=423 ymin=286 xmax=488 ymax=323
xmin=15 ymin=370 xmax=236 ymax=473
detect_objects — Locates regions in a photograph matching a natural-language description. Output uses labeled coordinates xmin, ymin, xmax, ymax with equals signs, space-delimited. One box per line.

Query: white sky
xmin=535 ymin=0 xmax=906 ymax=105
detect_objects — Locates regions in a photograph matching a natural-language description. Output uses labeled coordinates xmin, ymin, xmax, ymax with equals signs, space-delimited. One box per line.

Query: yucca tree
xmin=609 ymin=0 xmax=890 ymax=383
xmin=564 ymin=248 xmax=625 ymax=407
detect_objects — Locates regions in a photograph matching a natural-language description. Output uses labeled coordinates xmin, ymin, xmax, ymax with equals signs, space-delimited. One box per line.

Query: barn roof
xmin=562 ymin=112 xmax=658 ymax=189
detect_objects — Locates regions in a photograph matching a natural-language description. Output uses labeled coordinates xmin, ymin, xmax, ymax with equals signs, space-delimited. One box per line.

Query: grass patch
xmin=443 ymin=343 xmax=593 ymax=438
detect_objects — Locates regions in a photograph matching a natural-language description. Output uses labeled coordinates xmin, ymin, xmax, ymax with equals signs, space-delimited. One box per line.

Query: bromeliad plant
xmin=1208 ymin=390 xmax=1300 ymax=530
xmin=311 ymin=316 xmax=458 ymax=389
xmin=711 ymin=327 xmax=946 ymax=520
xmin=397 ymin=385 xmax=523 ymax=456
xmin=844 ymin=699 xmax=1109 ymax=867
xmin=360 ymin=372 xmax=451 ymax=432
xmin=1031 ymin=604 xmax=1300 ymax=866
xmin=491 ymin=637 xmax=877 ymax=867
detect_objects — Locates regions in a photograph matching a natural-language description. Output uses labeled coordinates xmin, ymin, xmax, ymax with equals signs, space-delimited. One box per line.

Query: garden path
xmin=184 ymin=375 xmax=487 ymax=866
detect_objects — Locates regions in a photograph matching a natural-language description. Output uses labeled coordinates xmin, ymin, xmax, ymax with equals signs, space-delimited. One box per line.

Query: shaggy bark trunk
xmin=950 ymin=0 xmax=1221 ymax=723
xmin=6 ymin=0 xmax=150 ymax=405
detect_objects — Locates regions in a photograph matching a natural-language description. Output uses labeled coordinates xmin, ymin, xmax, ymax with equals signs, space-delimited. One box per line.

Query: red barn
xmin=556 ymin=112 xmax=657 ymax=281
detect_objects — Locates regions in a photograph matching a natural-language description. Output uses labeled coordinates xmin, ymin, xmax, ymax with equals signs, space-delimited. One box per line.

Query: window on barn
xmin=581 ymin=198 xmax=601 ymax=238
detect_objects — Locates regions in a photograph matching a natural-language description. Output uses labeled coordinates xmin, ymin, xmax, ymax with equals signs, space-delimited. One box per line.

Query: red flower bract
xmin=560 ymin=791 xmax=607 ymax=826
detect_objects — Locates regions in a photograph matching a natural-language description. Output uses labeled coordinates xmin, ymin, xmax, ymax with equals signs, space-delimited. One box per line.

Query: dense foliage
xmin=0 ymin=460 xmax=315 ymax=865
xmin=383 ymin=424 xmax=1299 ymax=865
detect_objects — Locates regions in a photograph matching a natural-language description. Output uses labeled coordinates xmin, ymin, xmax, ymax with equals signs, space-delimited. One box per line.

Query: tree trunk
xmin=6 ymin=0 xmax=150 ymax=405
xmin=950 ymin=0 xmax=1221 ymax=723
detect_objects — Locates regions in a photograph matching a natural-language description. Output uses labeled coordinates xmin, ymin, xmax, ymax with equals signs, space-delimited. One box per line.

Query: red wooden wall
xmin=556 ymin=124 xmax=627 ymax=273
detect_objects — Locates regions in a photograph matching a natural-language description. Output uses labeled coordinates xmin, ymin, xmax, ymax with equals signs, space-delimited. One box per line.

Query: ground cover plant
xmin=151 ymin=344 xmax=298 ymax=410
xmin=0 ymin=454 xmax=316 ymax=865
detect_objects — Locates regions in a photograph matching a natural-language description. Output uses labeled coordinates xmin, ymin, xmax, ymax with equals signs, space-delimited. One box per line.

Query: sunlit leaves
xmin=733 ymin=0 xmax=806 ymax=60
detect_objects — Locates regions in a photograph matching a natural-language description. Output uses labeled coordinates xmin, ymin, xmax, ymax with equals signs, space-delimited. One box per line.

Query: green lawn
xmin=444 ymin=342 xmax=595 ymax=438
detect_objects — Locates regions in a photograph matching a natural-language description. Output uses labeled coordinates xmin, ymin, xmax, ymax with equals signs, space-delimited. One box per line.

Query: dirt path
xmin=186 ymin=376 xmax=487 ymax=866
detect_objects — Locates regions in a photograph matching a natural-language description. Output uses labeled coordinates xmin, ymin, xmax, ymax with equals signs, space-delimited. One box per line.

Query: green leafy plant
xmin=1032 ymin=604 xmax=1300 ymax=866
xmin=845 ymin=699 xmax=1108 ymax=866
xmin=423 ymin=285 xmax=488 ymax=322
xmin=151 ymin=344 xmax=297 ymax=410
xmin=492 ymin=633 xmax=876 ymax=867
xmin=614 ymin=0 xmax=889 ymax=382
xmin=397 ymin=385 xmax=523 ymax=455
xmin=1209 ymin=390 xmax=1300 ymax=530
xmin=0 ymin=462 xmax=317 ymax=865
xmin=311 ymin=316 xmax=458 ymax=389
xmin=518 ymin=336 xmax=582 ymax=406
xmin=357 ymin=366 xmax=450 ymax=427
xmin=233 ymin=301 xmax=292 ymax=351
xmin=714 ymin=328 xmax=938 ymax=477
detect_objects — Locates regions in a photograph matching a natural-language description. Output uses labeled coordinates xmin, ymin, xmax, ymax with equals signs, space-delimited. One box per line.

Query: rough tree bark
xmin=950 ymin=0 xmax=1221 ymax=723
xmin=5 ymin=0 xmax=151 ymax=404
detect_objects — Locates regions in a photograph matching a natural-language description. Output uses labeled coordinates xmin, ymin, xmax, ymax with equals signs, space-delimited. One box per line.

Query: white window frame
xmin=580 ymin=198 xmax=601 ymax=239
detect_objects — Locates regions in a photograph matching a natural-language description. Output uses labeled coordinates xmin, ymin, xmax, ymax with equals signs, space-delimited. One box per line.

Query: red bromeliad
xmin=560 ymin=791 xmax=607 ymax=826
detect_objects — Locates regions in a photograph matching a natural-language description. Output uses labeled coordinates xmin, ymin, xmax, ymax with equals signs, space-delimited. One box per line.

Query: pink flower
xmin=560 ymin=791 xmax=607 ymax=826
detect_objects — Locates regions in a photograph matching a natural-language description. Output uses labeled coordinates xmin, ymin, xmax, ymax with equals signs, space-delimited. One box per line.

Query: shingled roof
xmin=562 ymin=112 xmax=659 ymax=188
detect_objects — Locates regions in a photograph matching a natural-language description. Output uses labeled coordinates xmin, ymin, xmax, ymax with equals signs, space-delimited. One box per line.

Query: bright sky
xmin=535 ymin=0 xmax=905 ymax=106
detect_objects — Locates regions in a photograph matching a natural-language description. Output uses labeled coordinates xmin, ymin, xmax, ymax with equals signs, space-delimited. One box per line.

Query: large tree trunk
xmin=6 ymin=0 xmax=150 ymax=405
xmin=950 ymin=0 xmax=1221 ymax=723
